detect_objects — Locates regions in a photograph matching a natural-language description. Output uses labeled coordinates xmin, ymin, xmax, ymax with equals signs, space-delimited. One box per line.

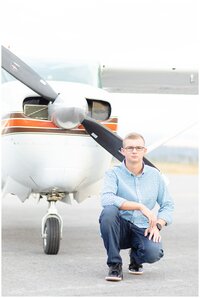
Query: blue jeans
xmin=99 ymin=206 xmax=164 ymax=266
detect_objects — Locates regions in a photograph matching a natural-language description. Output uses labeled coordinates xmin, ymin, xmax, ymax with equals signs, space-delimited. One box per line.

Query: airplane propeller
xmin=1 ymin=45 xmax=158 ymax=169
xmin=2 ymin=46 xmax=58 ymax=102
xmin=82 ymin=117 xmax=157 ymax=168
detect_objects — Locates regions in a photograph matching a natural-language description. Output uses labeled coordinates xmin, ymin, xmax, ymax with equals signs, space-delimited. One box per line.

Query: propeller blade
xmin=1 ymin=45 xmax=58 ymax=101
xmin=82 ymin=117 xmax=158 ymax=169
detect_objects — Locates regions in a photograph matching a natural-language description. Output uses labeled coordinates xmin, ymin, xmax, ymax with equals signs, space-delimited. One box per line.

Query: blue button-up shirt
xmin=101 ymin=161 xmax=174 ymax=228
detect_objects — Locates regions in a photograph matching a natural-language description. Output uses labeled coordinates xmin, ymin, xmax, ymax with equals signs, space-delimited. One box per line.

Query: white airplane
xmin=1 ymin=45 xmax=198 ymax=254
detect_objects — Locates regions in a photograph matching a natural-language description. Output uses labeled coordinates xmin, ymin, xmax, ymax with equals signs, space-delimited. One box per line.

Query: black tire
xmin=43 ymin=217 xmax=60 ymax=254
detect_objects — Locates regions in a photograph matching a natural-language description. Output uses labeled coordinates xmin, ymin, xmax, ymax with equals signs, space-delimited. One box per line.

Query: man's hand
xmin=120 ymin=201 xmax=157 ymax=228
xmin=139 ymin=205 xmax=157 ymax=228
xmin=144 ymin=226 xmax=161 ymax=242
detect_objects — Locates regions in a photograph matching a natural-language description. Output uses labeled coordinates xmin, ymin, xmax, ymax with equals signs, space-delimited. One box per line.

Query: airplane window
xmin=25 ymin=59 xmax=102 ymax=88
xmin=2 ymin=60 xmax=102 ymax=88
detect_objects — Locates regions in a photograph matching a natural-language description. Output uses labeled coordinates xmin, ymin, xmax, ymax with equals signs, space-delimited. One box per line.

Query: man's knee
xmin=99 ymin=205 xmax=120 ymax=226
xmin=144 ymin=244 xmax=164 ymax=263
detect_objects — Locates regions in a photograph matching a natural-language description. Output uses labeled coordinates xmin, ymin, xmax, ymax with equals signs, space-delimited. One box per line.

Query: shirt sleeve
xmin=100 ymin=169 xmax=127 ymax=208
xmin=157 ymin=174 xmax=174 ymax=225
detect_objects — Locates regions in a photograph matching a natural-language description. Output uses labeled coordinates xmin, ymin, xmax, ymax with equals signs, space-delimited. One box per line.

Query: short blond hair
xmin=123 ymin=132 xmax=145 ymax=148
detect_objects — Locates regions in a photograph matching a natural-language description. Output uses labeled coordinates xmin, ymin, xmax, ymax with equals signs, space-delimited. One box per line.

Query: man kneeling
xmin=99 ymin=132 xmax=174 ymax=281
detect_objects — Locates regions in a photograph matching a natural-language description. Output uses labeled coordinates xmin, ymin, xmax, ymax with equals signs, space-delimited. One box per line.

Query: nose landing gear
xmin=41 ymin=193 xmax=64 ymax=254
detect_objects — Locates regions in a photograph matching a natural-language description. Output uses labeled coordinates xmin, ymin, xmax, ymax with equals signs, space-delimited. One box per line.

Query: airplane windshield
xmin=1 ymin=59 xmax=102 ymax=88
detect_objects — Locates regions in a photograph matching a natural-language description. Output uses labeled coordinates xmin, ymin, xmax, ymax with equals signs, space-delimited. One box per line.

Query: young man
xmin=99 ymin=132 xmax=174 ymax=281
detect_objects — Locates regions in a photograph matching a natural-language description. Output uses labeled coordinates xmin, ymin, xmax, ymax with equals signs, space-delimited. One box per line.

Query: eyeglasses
xmin=124 ymin=146 xmax=145 ymax=152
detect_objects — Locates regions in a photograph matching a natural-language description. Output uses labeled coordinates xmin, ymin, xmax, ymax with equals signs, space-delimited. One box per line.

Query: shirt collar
xmin=121 ymin=159 xmax=146 ymax=177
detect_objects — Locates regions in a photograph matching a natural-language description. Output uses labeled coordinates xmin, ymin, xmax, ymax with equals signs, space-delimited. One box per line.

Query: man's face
xmin=121 ymin=137 xmax=147 ymax=163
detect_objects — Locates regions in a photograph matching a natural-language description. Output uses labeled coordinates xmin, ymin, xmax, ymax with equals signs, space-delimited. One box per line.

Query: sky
xmin=1 ymin=0 xmax=199 ymax=147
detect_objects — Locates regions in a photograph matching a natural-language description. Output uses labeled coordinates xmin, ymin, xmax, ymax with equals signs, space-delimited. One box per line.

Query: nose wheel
xmin=41 ymin=199 xmax=63 ymax=254
xmin=43 ymin=217 xmax=60 ymax=254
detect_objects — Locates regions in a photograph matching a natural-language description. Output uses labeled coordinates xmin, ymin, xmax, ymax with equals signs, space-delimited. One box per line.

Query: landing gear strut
xmin=41 ymin=193 xmax=64 ymax=254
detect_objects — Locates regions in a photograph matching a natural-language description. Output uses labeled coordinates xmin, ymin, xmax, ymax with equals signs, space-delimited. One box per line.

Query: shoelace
xmin=130 ymin=263 xmax=142 ymax=270
xmin=111 ymin=264 xmax=121 ymax=274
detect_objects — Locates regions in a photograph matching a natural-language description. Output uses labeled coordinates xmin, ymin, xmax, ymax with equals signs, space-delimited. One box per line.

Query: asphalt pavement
xmin=2 ymin=174 xmax=198 ymax=296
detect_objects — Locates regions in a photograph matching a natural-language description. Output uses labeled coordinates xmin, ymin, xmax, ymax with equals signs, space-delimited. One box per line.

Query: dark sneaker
xmin=128 ymin=262 xmax=143 ymax=275
xmin=105 ymin=264 xmax=123 ymax=281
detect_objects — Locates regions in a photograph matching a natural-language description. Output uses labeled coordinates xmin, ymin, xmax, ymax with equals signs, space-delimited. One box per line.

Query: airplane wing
xmin=101 ymin=65 xmax=198 ymax=95
xmin=147 ymin=121 xmax=198 ymax=153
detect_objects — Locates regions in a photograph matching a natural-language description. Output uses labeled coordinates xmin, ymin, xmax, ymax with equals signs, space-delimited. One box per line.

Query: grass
xmin=153 ymin=162 xmax=198 ymax=175
xmin=112 ymin=159 xmax=198 ymax=175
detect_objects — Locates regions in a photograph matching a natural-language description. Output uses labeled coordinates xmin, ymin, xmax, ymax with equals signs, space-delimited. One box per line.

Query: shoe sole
xmin=128 ymin=270 xmax=143 ymax=275
xmin=105 ymin=276 xmax=123 ymax=281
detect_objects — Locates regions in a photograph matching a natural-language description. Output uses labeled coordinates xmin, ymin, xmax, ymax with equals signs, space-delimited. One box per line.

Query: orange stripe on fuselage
xmin=2 ymin=118 xmax=57 ymax=128
xmin=1 ymin=117 xmax=118 ymax=133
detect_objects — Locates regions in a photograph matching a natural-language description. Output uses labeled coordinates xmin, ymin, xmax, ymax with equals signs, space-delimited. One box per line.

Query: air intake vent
xmin=24 ymin=104 xmax=48 ymax=120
